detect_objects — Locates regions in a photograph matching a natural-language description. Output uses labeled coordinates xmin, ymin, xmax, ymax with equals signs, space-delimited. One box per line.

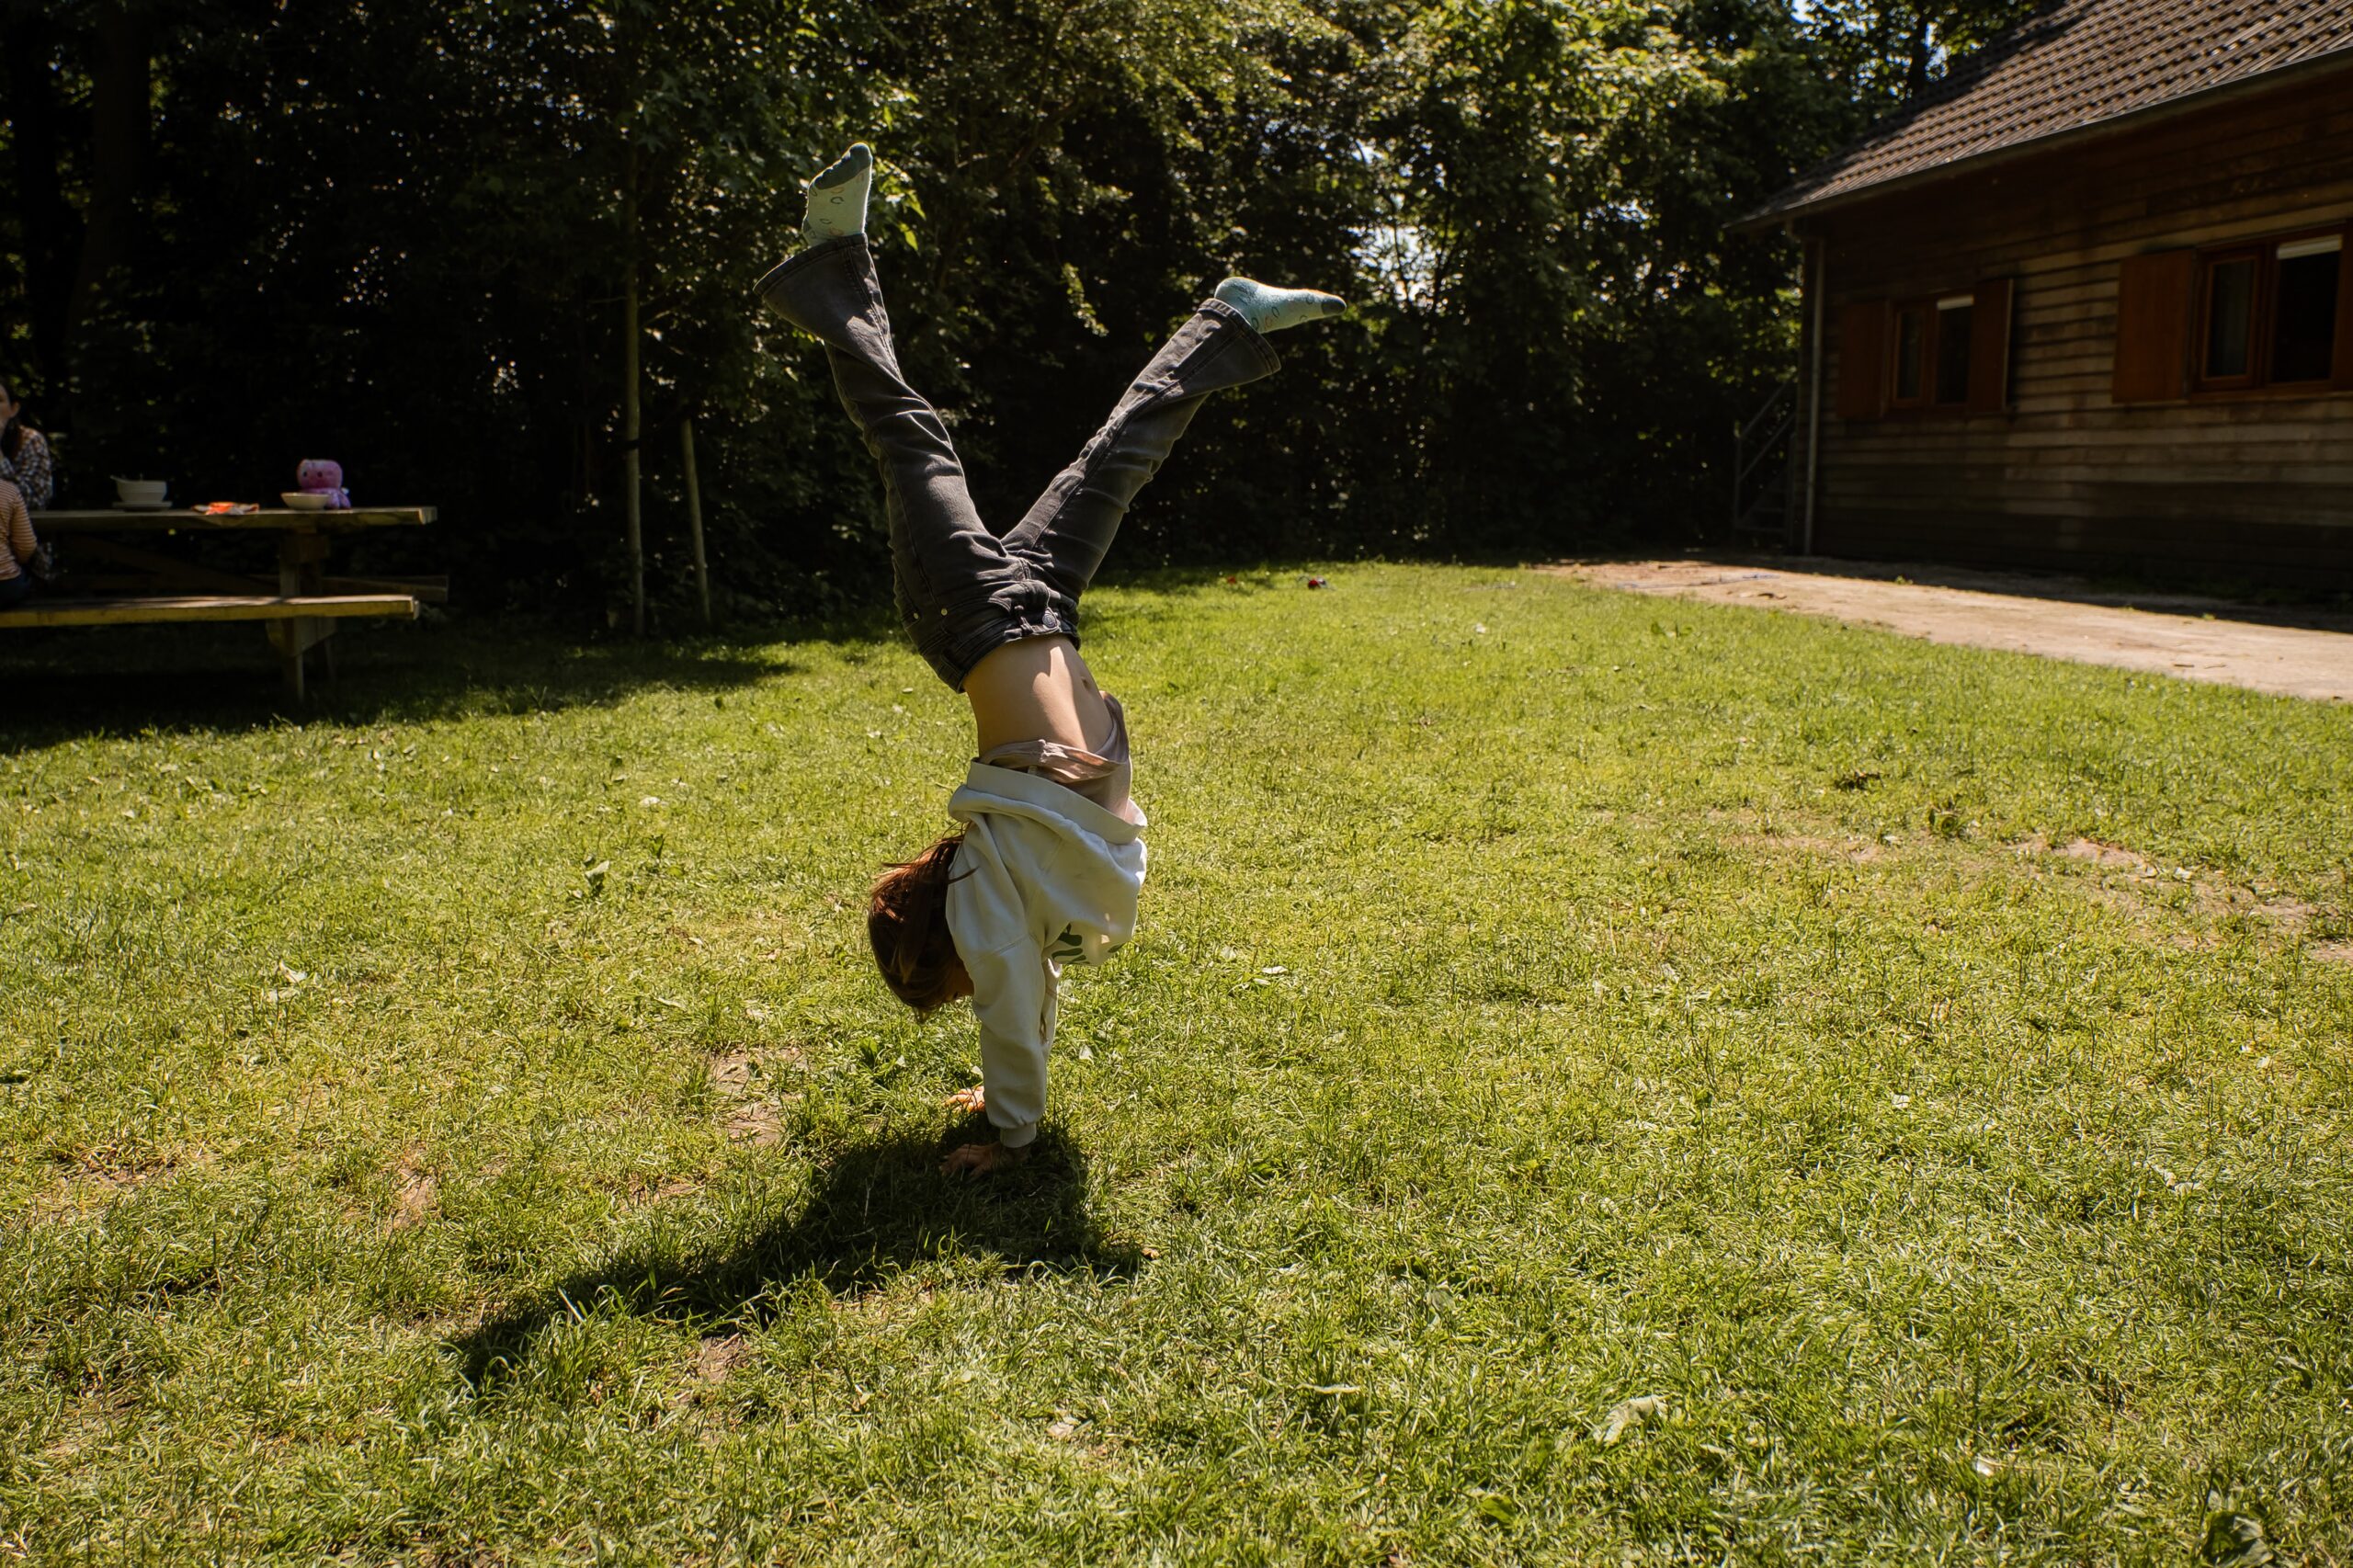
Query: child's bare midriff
xmin=962 ymin=634 xmax=1116 ymax=756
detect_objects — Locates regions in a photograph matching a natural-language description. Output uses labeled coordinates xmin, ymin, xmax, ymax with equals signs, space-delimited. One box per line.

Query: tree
xmin=0 ymin=0 xmax=2042 ymax=608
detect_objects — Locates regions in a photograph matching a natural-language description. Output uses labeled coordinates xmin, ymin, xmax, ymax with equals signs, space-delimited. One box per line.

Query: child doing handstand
xmin=757 ymin=145 xmax=1343 ymax=1176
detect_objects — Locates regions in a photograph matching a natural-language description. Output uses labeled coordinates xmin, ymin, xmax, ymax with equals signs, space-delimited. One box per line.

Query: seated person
xmin=0 ymin=379 xmax=53 ymax=510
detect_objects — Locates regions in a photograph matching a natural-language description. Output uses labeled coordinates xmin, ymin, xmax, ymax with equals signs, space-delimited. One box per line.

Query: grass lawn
xmin=3 ymin=562 xmax=2349 ymax=1565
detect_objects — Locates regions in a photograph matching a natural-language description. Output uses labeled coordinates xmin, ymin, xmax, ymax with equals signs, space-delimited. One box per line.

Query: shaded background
xmin=2 ymin=0 xmax=2043 ymax=625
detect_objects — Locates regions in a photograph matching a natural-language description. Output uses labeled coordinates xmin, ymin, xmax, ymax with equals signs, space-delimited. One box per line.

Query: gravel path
xmin=1557 ymin=557 xmax=2353 ymax=702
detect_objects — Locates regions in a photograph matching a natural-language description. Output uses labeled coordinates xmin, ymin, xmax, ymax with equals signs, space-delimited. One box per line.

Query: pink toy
xmin=296 ymin=459 xmax=351 ymax=509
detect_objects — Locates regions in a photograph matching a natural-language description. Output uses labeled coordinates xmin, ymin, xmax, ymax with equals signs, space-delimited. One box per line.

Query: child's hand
xmin=941 ymin=1139 xmax=1029 ymax=1177
xmin=944 ymin=1085 xmax=986 ymax=1116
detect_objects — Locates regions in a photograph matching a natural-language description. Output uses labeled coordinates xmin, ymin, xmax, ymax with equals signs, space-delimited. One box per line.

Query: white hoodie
xmin=943 ymin=762 xmax=1146 ymax=1148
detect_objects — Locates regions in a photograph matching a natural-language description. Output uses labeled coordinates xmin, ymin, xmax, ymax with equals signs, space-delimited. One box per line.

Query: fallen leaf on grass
xmin=2201 ymin=1493 xmax=2277 ymax=1566
xmin=1597 ymin=1393 xmax=1667 ymax=1445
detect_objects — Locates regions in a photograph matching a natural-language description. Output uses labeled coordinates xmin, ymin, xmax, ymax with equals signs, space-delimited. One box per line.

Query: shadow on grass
xmin=0 ymin=605 xmax=907 ymax=750
xmin=449 ymin=1123 xmax=1137 ymax=1387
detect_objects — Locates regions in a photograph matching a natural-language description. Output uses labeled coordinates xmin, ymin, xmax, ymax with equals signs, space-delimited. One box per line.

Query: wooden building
xmin=1736 ymin=0 xmax=2353 ymax=589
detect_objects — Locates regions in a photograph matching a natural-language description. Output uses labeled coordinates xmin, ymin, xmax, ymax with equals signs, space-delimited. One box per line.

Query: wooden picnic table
xmin=10 ymin=506 xmax=442 ymax=699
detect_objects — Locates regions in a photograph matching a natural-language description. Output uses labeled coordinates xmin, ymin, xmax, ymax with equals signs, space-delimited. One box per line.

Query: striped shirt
xmin=0 ymin=482 xmax=36 ymax=582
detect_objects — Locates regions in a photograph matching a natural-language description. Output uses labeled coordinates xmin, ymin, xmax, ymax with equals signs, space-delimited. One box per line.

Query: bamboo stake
xmin=680 ymin=416 xmax=710 ymax=623
xmin=622 ymin=146 xmax=645 ymax=637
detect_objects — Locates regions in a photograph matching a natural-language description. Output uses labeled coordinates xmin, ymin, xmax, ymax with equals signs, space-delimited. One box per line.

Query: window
xmin=1889 ymin=302 xmax=1928 ymax=406
xmin=2273 ymin=235 xmax=2343 ymax=384
xmin=1838 ymin=280 xmax=2012 ymax=421
xmin=1885 ymin=295 xmax=1979 ymax=412
xmin=2193 ymin=231 xmax=2342 ymax=392
xmin=2199 ymin=252 xmax=2256 ymax=384
xmin=1934 ymin=296 xmax=1975 ymax=406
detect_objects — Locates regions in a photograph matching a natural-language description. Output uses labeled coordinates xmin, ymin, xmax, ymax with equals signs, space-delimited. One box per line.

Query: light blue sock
xmin=1213 ymin=276 xmax=1347 ymax=333
xmin=801 ymin=143 xmax=873 ymax=245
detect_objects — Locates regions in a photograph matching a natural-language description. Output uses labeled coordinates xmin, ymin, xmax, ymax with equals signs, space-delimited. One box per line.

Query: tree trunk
xmin=1904 ymin=10 xmax=1935 ymax=97
xmin=680 ymin=417 xmax=710 ymax=624
xmin=66 ymin=3 xmax=153 ymax=368
xmin=622 ymin=148 xmax=644 ymax=639
xmin=6 ymin=9 xmax=76 ymax=403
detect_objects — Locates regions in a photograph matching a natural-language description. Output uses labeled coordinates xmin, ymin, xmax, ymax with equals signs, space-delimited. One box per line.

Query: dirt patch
xmin=388 ymin=1150 xmax=438 ymax=1232
xmin=1709 ymin=807 xmax=1890 ymax=864
xmin=26 ymin=1142 xmax=219 ymax=1222
xmin=628 ymin=1174 xmax=702 ymax=1203
xmin=2029 ymin=835 xmax=2316 ymax=933
xmin=1718 ymin=810 xmax=2329 ymax=950
xmin=2057 ymin=837 xmax=2152 ymax=871
xmin=710 ymin=1049 xmax=757 ymax=1096
xmin=708 ymin=1045 xmax=801 ymax=1148
xmin=1731 ymin=830 xmax=1886 ymax=863
xmin=693 ymin=1334 xmax=748 ymax=1384
xmin=724 ymin=1104 xmax=785 ymax=1147
xmin=67 ymin=1139 xmax=180 ymax=1188
xmin=1555 ymin=558 xmax=2353 ymax=702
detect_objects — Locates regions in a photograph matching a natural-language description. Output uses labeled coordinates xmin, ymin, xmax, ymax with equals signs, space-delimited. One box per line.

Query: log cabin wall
xmin=1806 ymin=65 xmax=2353 ymax=589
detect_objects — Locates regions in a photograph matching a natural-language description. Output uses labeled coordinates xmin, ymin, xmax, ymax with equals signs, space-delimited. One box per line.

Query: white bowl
xmin=115 ymin=479 xmax=168 ymax=506
xmin=279 ymin=491 xmax=331 ymax=511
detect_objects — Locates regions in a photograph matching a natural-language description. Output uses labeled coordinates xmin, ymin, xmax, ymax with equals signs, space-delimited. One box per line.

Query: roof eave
xmin=1728 ymin=44 xmax=2353 ymax=236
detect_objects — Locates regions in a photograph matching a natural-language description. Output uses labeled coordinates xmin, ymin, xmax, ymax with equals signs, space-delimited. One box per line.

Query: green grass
xmin=3 ymin=563 xmax=2349 ymax=1565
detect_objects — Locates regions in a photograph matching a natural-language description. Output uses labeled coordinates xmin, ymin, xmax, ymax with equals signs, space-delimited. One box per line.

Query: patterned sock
xmin=801 ymin=143 xmax=874 ymax=245
xmin=1212 ymin=276 xmax=1347 ymax=333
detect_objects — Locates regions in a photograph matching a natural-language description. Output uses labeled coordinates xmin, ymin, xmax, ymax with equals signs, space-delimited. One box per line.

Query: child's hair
xmin=867 ymin=832 xmax=971 ymax=1013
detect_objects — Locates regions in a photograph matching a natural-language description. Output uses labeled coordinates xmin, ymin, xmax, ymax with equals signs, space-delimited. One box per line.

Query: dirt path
xmin=1555 ymin=557 xmax=2353 ymax=703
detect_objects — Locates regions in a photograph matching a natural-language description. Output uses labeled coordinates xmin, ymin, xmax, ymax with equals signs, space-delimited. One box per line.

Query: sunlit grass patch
xmin=3 ymin=564 xmax=2348 ymax=1562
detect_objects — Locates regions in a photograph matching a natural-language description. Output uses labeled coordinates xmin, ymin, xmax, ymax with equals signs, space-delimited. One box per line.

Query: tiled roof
xmin=1746 ymin=0 xmax=2353 ymax=222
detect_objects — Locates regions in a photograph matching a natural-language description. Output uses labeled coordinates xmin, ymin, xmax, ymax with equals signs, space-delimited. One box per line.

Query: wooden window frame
xmin=1881 ymin=294 xmax=1975 ymax=417
xmin=1841 ymin=280 xmax=2012 ymax=421
xmin=1885 ymin=300 xmax=1931 ymax=411
xmin=1872 ymin=292 xmax=1985 ymax=414
xmin=2189 ymin=225 xmax=2345 ymax=398
xmin=2191 ymin=244 xmax=2261 ymax=392
xmin=1930 ymin=293 xmax=1977 ymax=410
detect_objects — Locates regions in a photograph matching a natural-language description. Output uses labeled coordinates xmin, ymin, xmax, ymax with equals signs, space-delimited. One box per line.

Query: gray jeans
xmin=756 ymin=234 xmax=1281 ymax=688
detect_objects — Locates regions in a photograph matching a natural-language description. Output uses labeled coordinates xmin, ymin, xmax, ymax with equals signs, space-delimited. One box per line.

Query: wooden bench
xmin=0 ymin=593 xmax=420 ymax=629
xmin=0 ymin=594 xmax=421 ymax=699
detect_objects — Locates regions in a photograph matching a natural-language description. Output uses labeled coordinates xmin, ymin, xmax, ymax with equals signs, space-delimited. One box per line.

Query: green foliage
xmin=2 ymin=569 xmax=2350 ymax=1559
xmin=1799 ymin=0 xmax=2053 ymax=110
xmin=2 ymin=1 xmax=1991 ymax=611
